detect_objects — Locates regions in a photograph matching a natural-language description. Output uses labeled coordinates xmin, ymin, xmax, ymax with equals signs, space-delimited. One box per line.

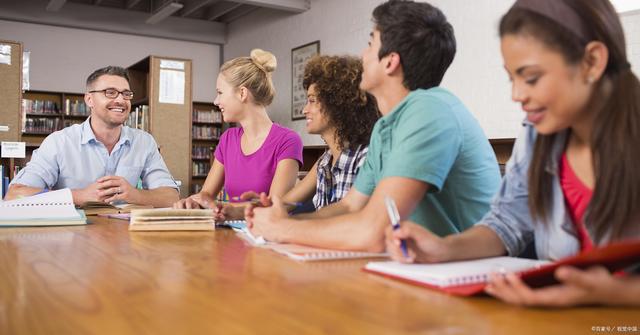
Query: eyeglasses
xmin=89 ymin=88 xmax=134 ymax=100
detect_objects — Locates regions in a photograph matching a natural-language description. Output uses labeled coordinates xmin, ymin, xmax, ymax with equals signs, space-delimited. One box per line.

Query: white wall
xmin=225 ymin=0 xmax=640 ymax=144
xmin=621 ymin=10 xmax=640 ymax=76
xmin=0 ymin=19 xmax=220 ymax=102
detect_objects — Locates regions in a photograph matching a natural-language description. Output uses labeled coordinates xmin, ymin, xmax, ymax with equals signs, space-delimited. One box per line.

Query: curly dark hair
xmin=302 ymin=55 xmax=380 ymax=151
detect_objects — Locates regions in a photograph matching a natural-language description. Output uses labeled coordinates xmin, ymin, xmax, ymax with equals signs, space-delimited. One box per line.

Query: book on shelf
xmin=233 ymin=222 xmax=389 ymax=261
xmin=22 ymin=99 xmax=58 ymax=115
xmin=79 ymin=201 xmax=153 ymax=216
xmin=0 ymin=188 xmax=87 ymax=226
xmin=193 ymin=108 xmax=222 ymax=123
xmin=129 ymin=208 xmax=215 ymax=231
xmin=192 ymin=145 xmax=214 ymax=160
xmin=64 ymin=98 xmax=89 ymax=116
xmin=192 ymin=125 xmax=221 ymax=140
xmin=23 ymin=117 xmax=62 ymax=134
xmin=364 ymin=240 xmax=640 ymax=296
xmin=192 ymin=161 xmax=211 ymax=176
xmin=126 ymin=105 xmax=149 ymax=131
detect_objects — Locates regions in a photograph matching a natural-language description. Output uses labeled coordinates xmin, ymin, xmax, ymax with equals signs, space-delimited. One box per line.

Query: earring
xmin=587 ymin=76 xmax=595 ymax=84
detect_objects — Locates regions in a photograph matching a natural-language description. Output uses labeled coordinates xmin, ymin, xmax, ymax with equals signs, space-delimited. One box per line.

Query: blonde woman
xmin=175 ymin=49 xmax=302 ymax=218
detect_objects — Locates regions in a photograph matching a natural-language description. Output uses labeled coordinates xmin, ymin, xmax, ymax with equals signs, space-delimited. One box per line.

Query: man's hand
xmin=244 ymin=192 xmax=272 ymax=220
xmin=97 ymin=176 xmax=139 ymax=204
xmin=247 ymin=195 xmax=291 ymax=243
xmin=72 ymin=181 xmax=106 ymax=206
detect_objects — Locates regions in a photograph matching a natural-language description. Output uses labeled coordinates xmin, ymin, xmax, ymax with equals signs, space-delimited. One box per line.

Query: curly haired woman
xmin=247 ymin=55 xmax=380 ymax=211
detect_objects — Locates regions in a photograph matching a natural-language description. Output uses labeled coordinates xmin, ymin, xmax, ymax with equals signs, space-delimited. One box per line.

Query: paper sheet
xmin=0 ymin=44 xmax=11 ymax=65
xmin=1 ymin=141 xmax=26 ymax=158
xmin=159 ymin=69 xmax=185 ymax=104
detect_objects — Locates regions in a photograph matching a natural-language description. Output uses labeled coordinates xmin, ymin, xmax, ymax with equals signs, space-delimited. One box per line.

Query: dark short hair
xmin=372 ymin=0 xmax=456 ymax=90
xmin=303 ymin=55 xmax=380 ymax=151
xmin=86 ymin=66 xmax=130 ymax=89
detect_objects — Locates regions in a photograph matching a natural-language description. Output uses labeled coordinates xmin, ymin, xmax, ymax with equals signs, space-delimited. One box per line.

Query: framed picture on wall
xmin=291 ymin=40 xmax=320 ymax=120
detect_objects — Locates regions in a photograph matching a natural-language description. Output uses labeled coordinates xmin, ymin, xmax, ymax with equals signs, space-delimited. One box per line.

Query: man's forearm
xmin=292 ymin=199 xmax=353 ymax=220
xmin=134 ymin=187 xmax=180 ymax=207
xmin=5 ymin=184 xmax=44 ymax=201
xmin=281 ymin=209 xmax=387 ymax=252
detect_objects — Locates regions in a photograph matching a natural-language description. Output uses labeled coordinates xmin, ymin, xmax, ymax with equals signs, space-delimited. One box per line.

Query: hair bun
xmin=250 ymin=48 xmax=277 ymax=73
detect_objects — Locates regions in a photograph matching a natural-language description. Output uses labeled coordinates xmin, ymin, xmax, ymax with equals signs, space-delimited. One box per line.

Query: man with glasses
xmin=6 ymin=66 xmax=179 ymax=207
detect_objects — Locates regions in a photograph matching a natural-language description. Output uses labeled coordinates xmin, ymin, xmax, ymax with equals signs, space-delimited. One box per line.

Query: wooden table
xmin=0 ymin=217 xmax=638 ymax=334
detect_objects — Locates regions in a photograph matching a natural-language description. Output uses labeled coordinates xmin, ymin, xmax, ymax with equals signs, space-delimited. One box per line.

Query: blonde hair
xmin=220 ymin=49 xmax=277 ymax=106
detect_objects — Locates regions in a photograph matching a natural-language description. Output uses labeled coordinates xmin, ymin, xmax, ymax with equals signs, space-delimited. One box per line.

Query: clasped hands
xmin=75 ymin=175 xmax=138 ymax=205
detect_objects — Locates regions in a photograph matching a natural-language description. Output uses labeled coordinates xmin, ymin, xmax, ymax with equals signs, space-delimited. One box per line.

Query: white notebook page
xmin=0 ymin=189 xmax=81 ymax=220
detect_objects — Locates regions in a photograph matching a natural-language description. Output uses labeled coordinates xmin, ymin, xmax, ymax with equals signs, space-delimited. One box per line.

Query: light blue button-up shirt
xmin=11 ymin=117 xmax=178 ymax=192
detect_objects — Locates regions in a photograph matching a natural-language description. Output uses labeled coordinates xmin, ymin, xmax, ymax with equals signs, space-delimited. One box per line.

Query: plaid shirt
xmin=312 ymin=145 xmax=368 ymax=209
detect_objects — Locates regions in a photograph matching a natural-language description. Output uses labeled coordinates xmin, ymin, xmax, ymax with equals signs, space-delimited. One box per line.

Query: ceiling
xmin=63 ymin=0 xmax=309 ymax=24
xmin=0 ymin=0 xmax=310 ymax=44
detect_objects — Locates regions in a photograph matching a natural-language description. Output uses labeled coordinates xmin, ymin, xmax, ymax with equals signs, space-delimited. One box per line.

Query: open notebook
xmin=364 ymin=239 xmax=640 ymax=296
xmin=232 ymin=221 xmax=388 ymax=261
xmin=0 ymin=189 xmax=87 ymax=226
xmin=129 ymin=208 xmax=215 ymax=231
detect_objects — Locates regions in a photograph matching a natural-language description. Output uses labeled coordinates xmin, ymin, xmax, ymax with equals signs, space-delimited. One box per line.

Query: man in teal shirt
xmin=247 ymin=0 xmax=500 ymax=252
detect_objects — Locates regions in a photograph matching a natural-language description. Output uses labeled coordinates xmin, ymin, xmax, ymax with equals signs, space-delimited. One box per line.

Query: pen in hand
xmin=384 ymin=195 xmax=409 ymax=259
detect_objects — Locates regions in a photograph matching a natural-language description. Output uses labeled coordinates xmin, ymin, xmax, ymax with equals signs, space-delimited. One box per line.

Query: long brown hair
xmin=500 ymin=0 xmax=640 ymax=241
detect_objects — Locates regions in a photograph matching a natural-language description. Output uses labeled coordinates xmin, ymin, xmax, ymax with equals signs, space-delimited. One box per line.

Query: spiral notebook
xmin=364 ymin=239 xmax=640 ymax=296
xmin=232 ymin=223 xmax=388 ymax=261
xmin=0 ymin=188 xmax=87 ymax=226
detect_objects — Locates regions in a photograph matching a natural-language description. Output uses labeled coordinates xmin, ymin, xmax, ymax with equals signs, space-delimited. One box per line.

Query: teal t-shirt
xmin=354 ymin=87 xmax=501 ymax=236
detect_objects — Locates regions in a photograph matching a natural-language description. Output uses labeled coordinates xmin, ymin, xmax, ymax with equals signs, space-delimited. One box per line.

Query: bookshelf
xmin=21 ymin=91 xmax=89 ymax=138
xmin=18 ymin=91 xmax=89 ymax=176
xmin=127 ymin=56 xmax=193 ymax=196
xmin=190 ymin=102 xmax=223 ymax=194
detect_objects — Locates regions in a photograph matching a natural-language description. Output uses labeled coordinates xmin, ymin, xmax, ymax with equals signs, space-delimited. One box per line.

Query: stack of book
xmin=129 ymin=208 xmax=215 ymax=231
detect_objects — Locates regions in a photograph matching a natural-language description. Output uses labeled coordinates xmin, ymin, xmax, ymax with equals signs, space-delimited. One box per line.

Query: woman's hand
xmin=485 ymin=265 xmax=639 ymax=307
xmin=173 ymin=192 xmax=216 ymax=209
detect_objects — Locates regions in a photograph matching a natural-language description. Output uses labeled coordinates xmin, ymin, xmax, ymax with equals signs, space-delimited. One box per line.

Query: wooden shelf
xmin=132 ymin=97 xmax=149 ymax=106
xmin=22 ymin=132 xmax=56 ymax=136
xmin=25 ymin=113 xmax=62 ymax=117
xmin=193 ymin=121 xmax=223 ymax=126
xmin=64 ymin=114 xmax=90 ymax=119
xmin=193 ymin=137 xmax=219 ymax=141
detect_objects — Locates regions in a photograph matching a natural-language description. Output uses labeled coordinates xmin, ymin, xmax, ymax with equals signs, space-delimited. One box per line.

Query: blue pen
xmin=384 ymin=195 xmax=409 ymax=258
